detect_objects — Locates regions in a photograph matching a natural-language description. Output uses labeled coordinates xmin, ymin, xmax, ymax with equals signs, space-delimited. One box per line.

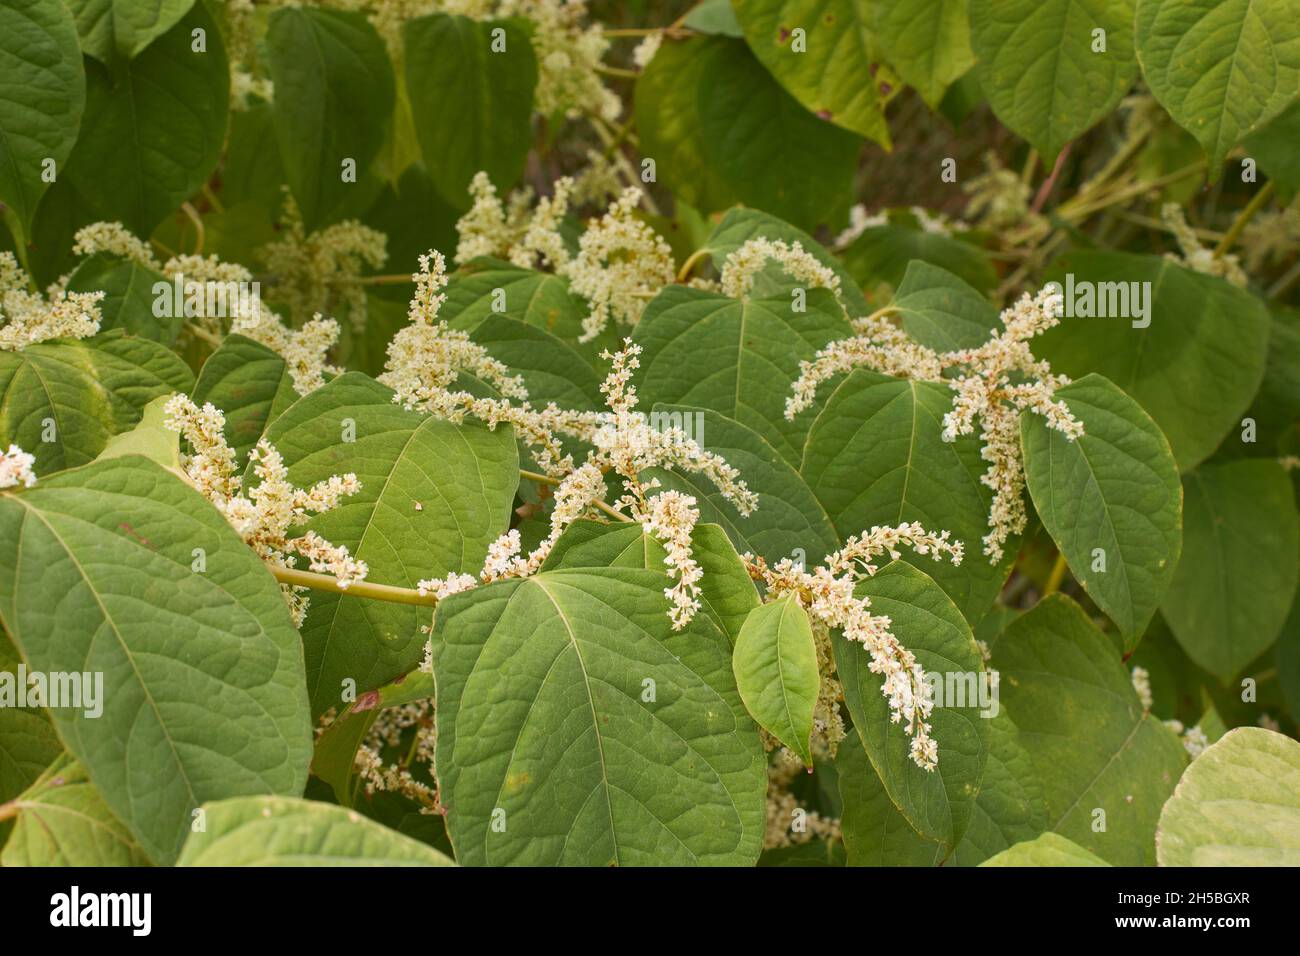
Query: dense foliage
xmin=0 ymin=0 xmax=1298 ymax=868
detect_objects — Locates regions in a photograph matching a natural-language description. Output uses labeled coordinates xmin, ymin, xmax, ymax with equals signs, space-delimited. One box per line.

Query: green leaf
xmin=871 ymin=0 xmax=975 ymax=108
xmin=0 ymin=0 xmax=85 ymax=243
xmin=446 ymin=259 xmax=589 ymax=336
xmin=463 ymin=314 xmax=603 ymax=411
xmin=731 ymin=0 xmax=890 ymax=144
xmin=96 ymin=394 xmax=179 ymax=469
xmin=63 ymin=4 xmax=228 ymax=237
xmin=192 ymin=333 xmax=298 ymax=464
xmin=431 ymin=567 xmax=767 ymax=865
xmin=838 ymin=711 xmax=1050 ymax=866
xmin=1037 ymin=252 xmax=1270 ymax=471
xmin=801 ymin=371 xmax=1013 ymax=626
xmin=1156 ymin=727 xmax=1300 ymax=865
xmin=842 ymin=223 xmax=998 ymax=293
xmin=700 ymin=207 xmax=871 ymax=316
xmin=266 ymin=7 xmax=395 ymax=232
xmin=259 ymin=373 xmax=518 ymax=717
xmin=0 ymin=456 xmax=314 ymax=864
xmin=990 ymin=595 xmax=1188 ymax=865
xmin=0 ymin=704 xmax=61 ymax=805
xmin=981 ymin=832 xmax=1110 ymax=866
xmin=0 ymin=330 xmax=194 ymax=473
xmin=1 ymin=754 xmax=150 ymax=866
xmin=404 ymin=14 xmax=537 ymax=209
xmin=540 ymin=519 xmax=760 ymax=648
xmin=67 ymin=0 xmax=196 ymax=60
xmin=1161 ymin=460 xmax=1299 ymax=681
xmin=65 ymin=254 xmax=179 ymax=343
xmin=733 ymin=596 xmax=819 ymax=765
xmin=646 ymin=404 xmax=840 ymax=568
xmin=833 ymin=561 xmax=990 ymax=851
xmin=636 ymin=35 xmax=862 ymax=231
xmin=683 ymin=0 xmax=744 ymax=36
xmin=892 ymin=260 xmax=999 ymax=351
xmin=1136 ymin=0 xmax=1300 ymax=174
xmin=633 ymin=285 xmax=852 ymax=466
xmin=1021 ymin=373 xmax=1183 ymax=646
xmin=1244 ymin=100 xmax=1300 ymax=198
xmin=178 ymin=795 xmax=455 ymax=866
xmin=970 ymin=0 xmax=1137 ymax=160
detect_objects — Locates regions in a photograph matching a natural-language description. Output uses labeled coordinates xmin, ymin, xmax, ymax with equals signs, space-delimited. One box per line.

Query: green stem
xmin=270 ymin=565 xmax=438 ymax=607
xmin=1215 ymin=180 xmax=1275 ymax=258
xmin=1043 ymin=552 xmax=1069 ymax=597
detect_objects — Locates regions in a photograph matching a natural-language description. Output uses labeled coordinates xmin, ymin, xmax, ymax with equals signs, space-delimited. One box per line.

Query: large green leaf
xmin=700 ymin=208 xmax=870 ymax=317
xmin=646 ymin=404 xmax=840 ymax=569
xmin=1136 ymin=0 xmax=1300 ymax=174
xmin=1 ymin=754 xmax=149 ymax=866
xmin=633 ymin=285 xmax=852 ymax=466
xmin=431 ymin=567 xmax=767 ymax=865
xmin=0 ymin=456 xmax=314 ymax=864
xmin=981 ymin=832 xmax=1109 ymax=866
xmin=0 ymin=330 xmax=194 ymax=474
xmin=260 ymin=373 xmax=518 ymax=716
xmin=65 ymin=254 xmax=178 ymax=344
xmin=834 ymin=561 xmax=990 ymax=850
xmin=1160 ymin=460 xmax=1299 ymax=681
xmin=66 ymin=0 xmax=196 ymax=61
xmin=1156 ymin=727 xmax=1300 ymax=866
xmin=462 ymin=315 xmax=603 ymax=411
xmin=990 ymin=595 xmax=1187 ymax=865
xmin=871 ymin=0 xmax=975 ymax=108
xmin=892 ymin=260 xmax=998 ymax=352
xmin=446 ymin=259 xmax=589 ymax=338
xmin=731 ymin=0 xmax=890 ymax=144
xmin=1021 ymin=374 xmax=1182 ymax=646
xmin=0 ymin=0 xmax=85 ymax=243
xmin=404 ymin=14 xmax=537 ymax=209
xmin=733 ymin=596 xmax=819 ymax=765
xmin=1244 ymin=100 xmax=1300 ymax=198
xmin=1038 ymin=252 xmax=1270 ymax=471
xmin=970 ymin=0 xmax=1137 ymax=160
xmin=266 ymin=7 xmax=394 ymax=232
xmin=636 ymin=35 xmax=862 ymax=231
xmin=0 ymin=702 xmax=60 ymax=805
xmin=838 ymin=710 xmax=1049 ymax=866
xmin=64 ymin=4 xmax=228 ymax=237
xmin=192 ymin=334 xmax=298 ymax=464
xmin=841 ymin=224 xmax=997 ymax=293
xmin=801 ymin=371 xmax=1014 ymax=626
xmin=178 ymin=795 xmax=455 ymax=866
xmin=540 ymin=519 xmax=760 ymax=648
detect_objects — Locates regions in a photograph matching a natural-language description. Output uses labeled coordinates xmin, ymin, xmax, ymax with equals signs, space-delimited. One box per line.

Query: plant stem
xmin=1043 ymin=552 xmax=1069 ymax=596
xmin=595 ymin=64 xmax=640 ymax=79
xmin=676 ymin=247 xmax=710 ymax=283
xmin=328 ymin=273 xmax=413 ymax=286
xmin=270 ymin=565 xmax=439 ymax=607
xmin=0 ymin=800 xmax=17 ymax=823
xmin=1215 ymin=180 xmax=1275 ymax=258
xmin=1267 ymin=258 xmax=1300 ymax=299
xmin=181 ymin=202 xmax=205 ymax=255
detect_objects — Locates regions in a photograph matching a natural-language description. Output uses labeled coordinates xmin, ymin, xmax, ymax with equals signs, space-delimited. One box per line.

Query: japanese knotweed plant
xmin=0 ymin=0 xmax=1298 ymax=871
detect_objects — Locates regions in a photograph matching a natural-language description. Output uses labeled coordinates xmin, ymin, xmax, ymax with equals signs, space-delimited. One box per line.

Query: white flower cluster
xmin=71 ymin=221 xmax=341 ymax=395
xmin=164 ymin=394 xmax=367 ymax=625
xmin=0 ymin=444 xmax=37 ymax=490
xmin=964 ymin=151 xmax=1035 ymax=231
xmin=788 ymin=286 xmax=1083 ymax=562
xmin=719 ymin=237 xmax=843 ymax=310
xmin=638 ymin=489 xmax=702 ymax=630
xmin=259 ymin=191 xmax=388 ymax=328
xmin=1161 ymin=203 xmax=1248 ymax=287
xmin=765 ymin=745 xmax=841 ymax=849
xmin=0 ymin=252 xmax=103 ymax=351
xmin=455 ymin=177 xmax=675 ymax=342
xmin=352 ymin=699 xmax=440 ymax=813
xmin=1242 ymin=199 xmax=1300 ymax=272
xmin=833 ymin=204 xmax=889 ymax=249
xmin=748 ymin=523 xmax=964 ymax=771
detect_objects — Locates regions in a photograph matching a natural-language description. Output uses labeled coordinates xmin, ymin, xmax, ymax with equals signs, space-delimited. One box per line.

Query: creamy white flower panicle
xmin=638 ymin=490 xmax=703 ymax=630
xmin=748 ymin=522 xmax=964 ymax=771
xmin=351 ymin=698 xmax=439 ymax=813
xmin=509 ymin=176 xmax=575 ymax=271
xmin=0 ymin=253 xmax=103 ymax=351
xmin=260 ymin=191 xmax=388 ymax=328
xmin=1161 ymin=203 xmax=1248 ymax=287
xmin=565 ymin=188 xmax=675 ymax=342
xmin=833 ymin=204 xmax=889 ymax=249
xmin=720 ymin=237 xmax=843 ymax=310
xmin=72 ymin=221 xmax=162 ymax=269
xmin=0 ymin=444 xmax=37 ymax=489
xmin=788 ymin=285 xmax=1083 ymax=562
xmin=765 ymin=745 xmax=842 ymax=849
xmin=232 ymin=310 xmax=342 ymax=396
xmin=632 ymin=31 xmax=662 ymax=68
xmin=453 ymin=172 xmax=524 ymax=265
xmin=1131 ymin=665 xmax=1153 ymax=711
xmin=164 ymin=394 xmax=366 ymax=625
